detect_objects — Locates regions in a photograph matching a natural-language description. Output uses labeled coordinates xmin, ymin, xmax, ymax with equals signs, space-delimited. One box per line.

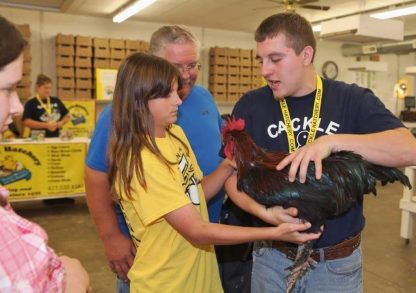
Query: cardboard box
xmin=93 ymin=58 xmax=110 ymax=68
xmin=209 ymin=74 xmax=226 ymax=84
xmin=110 ymin=48 xmax=126 ymax=59
xmin=240 ymin=49 xmax=251 ymax=59
xmin=57 ymin=77 xmax=75 ymax=88
xmin=56 ymin=33 xmax=74 ymax=45
xmin=93 ymin=38 xmax=109 ymax=48
xmin=227 ymin=84 xmax=239 ymax=93
xmin=23 ymin=46 xmax=31 ymax=60
xmin=240 ymin=66 xmax=251 ymax=76
xmin=227 ymin=48 xmax=240 ymax=57
xmin=56 ymin=55 xmax=74 ymax=67
xmin=240 ymin=75 xmax=251 ymax=84
xmin=75 ymin=56 xmax=92 ymax=68
xmin=210 ymin=64 xmax=227 ymax=75
xmin=210 ymin=47 xmax=227 ymax=56
xmin=75 ymin=46 xmax=92 ymax=57
xmin=110 ymin=59 xmax=123 ymax=69
xmin=239 ymin=84 xmax=252 ymax=93
xmin=240 ymin=58 xmax=251 ymax=67
xmin=23 ymin=61 xmax=31 ymax=74
xmin=227 ymin=74 xmax=239 ymax=84
xmin=19 ymin=74 xmax=31 ymax=87
xmin=57 ymin=66 xmax=74 ymax=78
xmin=56 ymin=45 xmax=74 ymax=56
xmin=210 ymin=91 xmax=227 ymax=101
xmin=75 ymin=35 xmax=92 ymax=46
xmin=252 ymin=66 xmax=262 ymax=76
xmin=94 ymin=47 xmax=110 ymax=58
xmin=141 ymin=41 xmax=149 ymax=52
xmin=76 ymin=78 xmax=93 ymax=89
xmin=251 ymin=49 xmax=256 ymax=59
xmin=126 ymin=49 xmax=140 ymax=56
xmin=109 ymin=39 xmax=125 ymax=49
xmin=58 ymin=88 xmax=74 ymax=99
xmin=227 ymin=92 xmax=240 ymax=101
xmin=209 ymin=83 xmax=226 ymax=93
xmin=16 ymin=86 xmax=32 ymax=100
xmin=75 ymin=89 xmax=92 ymax=99
xmin=228 ymin=56 xmax=239 ymax=66
xmin=210 ymin=55 xmax=227 ymax=65
xmin=125 ymin=40 xmax=141 ymax=50
xmin=16 ymin=24 xmax=31 ymax=40
xmin=227 ymin=65 xmax=239 ymax=75
xmin=75 ymin=67 xmax=92 ymax=78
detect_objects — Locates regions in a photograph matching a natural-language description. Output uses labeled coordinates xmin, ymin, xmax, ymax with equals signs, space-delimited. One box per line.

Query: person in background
xmin=23 ymin=74 xmax=74 ymax=205
xmin=107 ymin=52 xmax=319 ymax=293
xmin=224 ymin=12 xmax=416 ymax=293
xmin=85 ymin=25 xmax=225 ymax=292
xmin=22 ymin=73 xmax=70 ymax=138
xmin=0 ymin=14 xmax=90 ymax=292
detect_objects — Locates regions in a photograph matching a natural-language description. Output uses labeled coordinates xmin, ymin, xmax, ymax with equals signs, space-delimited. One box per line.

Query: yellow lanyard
xmin=279 ymin=75 xmax=323 ymax=153
xmin=35 ymin=95 xmax=52 ymax=117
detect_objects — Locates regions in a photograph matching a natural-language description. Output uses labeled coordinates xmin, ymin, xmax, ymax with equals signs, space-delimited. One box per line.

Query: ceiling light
xmin=113 ymin=0 xmax=157 ymax=23
xmin=370 ymin=5 xmax=416 ymax=19
xmin=312 ymin=24 xmax=322 ymax=32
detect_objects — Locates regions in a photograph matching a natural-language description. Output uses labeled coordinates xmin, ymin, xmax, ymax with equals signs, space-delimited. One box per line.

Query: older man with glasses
xmin=84 ymin=25 xmax=224 ymax=293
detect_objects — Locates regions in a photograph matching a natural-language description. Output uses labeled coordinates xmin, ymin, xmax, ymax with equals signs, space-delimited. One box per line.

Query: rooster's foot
xmin=286 ymin=257 xmax=317 ymax=293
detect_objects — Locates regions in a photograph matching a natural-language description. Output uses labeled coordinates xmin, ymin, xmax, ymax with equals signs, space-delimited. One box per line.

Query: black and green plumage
xmin=222 ymin=117 xmax=411 ymax=293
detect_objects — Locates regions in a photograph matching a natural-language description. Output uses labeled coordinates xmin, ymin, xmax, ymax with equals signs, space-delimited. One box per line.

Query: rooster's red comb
xmin=221 ymin=116 xmax=245 ymax=138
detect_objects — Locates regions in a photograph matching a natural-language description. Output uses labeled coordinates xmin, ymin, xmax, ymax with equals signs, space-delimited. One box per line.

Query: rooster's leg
xmin=286 ymin=241 xmax=316 ymax=293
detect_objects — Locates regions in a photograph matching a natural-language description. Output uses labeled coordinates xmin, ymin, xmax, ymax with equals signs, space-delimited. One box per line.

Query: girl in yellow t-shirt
xmin=107 ymin=52 xmax=320 ymax=293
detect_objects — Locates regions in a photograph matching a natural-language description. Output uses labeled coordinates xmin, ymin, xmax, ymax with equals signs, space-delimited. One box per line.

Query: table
xmin=399 ymin=166 xmax=416 ymax=244
xmin=0 ymin=137 xmax=89 ymax=201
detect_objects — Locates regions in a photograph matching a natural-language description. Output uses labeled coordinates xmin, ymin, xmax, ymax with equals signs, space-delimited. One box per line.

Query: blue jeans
xmin=116 ymin=277 xmax=130 ymax=293
xmin=251 ymin=242 xmax=363 ymax=293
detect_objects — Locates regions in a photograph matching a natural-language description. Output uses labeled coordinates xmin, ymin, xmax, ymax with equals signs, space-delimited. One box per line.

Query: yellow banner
xmin=0 ymin=142 xmax=86 ymax=200
xmin=62 ymin=100 xmax=96 ymax=137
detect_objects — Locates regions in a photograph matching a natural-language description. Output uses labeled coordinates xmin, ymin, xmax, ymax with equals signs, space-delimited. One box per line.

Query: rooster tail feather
xmin=367 ymin=164 xmax=412 ymax=190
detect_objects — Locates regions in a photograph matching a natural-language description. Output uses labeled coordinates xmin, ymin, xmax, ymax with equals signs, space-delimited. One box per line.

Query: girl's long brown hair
xmin=108 ymin=52 xmax=187 ymax=200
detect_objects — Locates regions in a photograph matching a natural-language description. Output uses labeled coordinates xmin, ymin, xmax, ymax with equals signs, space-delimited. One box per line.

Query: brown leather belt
xmin=272 ymin=233 xmax=361 ymax=262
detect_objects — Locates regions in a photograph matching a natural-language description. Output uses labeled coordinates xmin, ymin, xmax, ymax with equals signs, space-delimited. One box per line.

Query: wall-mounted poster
xmin=96 ymin=68 xmax=118 ymax=100
xmin=62 ymin=100 xmax=96 ymax=137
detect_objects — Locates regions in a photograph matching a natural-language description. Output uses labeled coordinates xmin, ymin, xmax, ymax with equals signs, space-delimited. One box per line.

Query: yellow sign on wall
xmin=62 ymin=100 xmax=96 ymax=137
xmin=0 ymin=142 xmax=86 ymax=200
xmin=96 ymin=68 xmax=118 ymax=100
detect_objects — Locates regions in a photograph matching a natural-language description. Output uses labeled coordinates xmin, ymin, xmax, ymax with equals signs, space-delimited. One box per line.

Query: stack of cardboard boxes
xmin=75 ymin=36 xmax=93 ymax=99
xmin=56 ymin=34 xmax=149 ymax=100
xmin=208 ymin=47 xmax=263 ymax=102
xmin=109 ymin=39 xmax=125 ymax=69
xmin=16 ymin=24 xmax=32 ymax=100
xmin=56 ymin=33 xmax=75 ymax=99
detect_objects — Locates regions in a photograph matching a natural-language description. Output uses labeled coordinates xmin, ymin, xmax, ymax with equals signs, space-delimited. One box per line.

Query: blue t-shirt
xmin=85 ymin=85 xmax=224 ymax=235
xmin=232 ymin=78 xmax=404 ymax=248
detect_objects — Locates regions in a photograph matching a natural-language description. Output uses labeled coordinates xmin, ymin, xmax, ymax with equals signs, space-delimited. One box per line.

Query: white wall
xmin=1 ymin=6 xmax=415 ymax=115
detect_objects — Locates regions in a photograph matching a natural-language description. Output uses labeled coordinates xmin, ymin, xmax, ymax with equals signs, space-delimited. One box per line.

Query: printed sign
xmin=0 ymin=142 xmax=86 ymax=200
xmin=62 ymin=100 xmax=96 ymax=137
xmin=96 ymin=68 xmax=118 ymax=100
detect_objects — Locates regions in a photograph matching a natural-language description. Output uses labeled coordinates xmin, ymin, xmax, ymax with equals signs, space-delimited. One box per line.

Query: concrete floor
xmin=12 ymin=182 xmax=416 ymax=293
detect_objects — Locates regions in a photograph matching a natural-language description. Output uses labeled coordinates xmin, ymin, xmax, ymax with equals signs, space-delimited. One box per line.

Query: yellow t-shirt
xmin=118 ymin=125 xmax=222 ymax=293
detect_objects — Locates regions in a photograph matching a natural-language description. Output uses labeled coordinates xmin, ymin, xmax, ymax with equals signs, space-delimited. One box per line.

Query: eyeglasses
xmin=174 ymin=62 xmax=201 ymax=73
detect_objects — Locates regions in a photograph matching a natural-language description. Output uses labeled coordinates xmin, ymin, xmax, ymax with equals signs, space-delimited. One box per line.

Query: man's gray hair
xmin=149 ymin=25 xmax=200 ymax=55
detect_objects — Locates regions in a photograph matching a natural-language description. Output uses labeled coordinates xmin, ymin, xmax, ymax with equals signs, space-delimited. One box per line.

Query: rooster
xmin=222 ymin=117 xmax=411 ymax=293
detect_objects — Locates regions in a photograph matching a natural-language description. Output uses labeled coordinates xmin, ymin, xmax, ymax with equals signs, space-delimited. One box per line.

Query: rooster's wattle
xmin=222 ymin=117 xmax=411 ymax=292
